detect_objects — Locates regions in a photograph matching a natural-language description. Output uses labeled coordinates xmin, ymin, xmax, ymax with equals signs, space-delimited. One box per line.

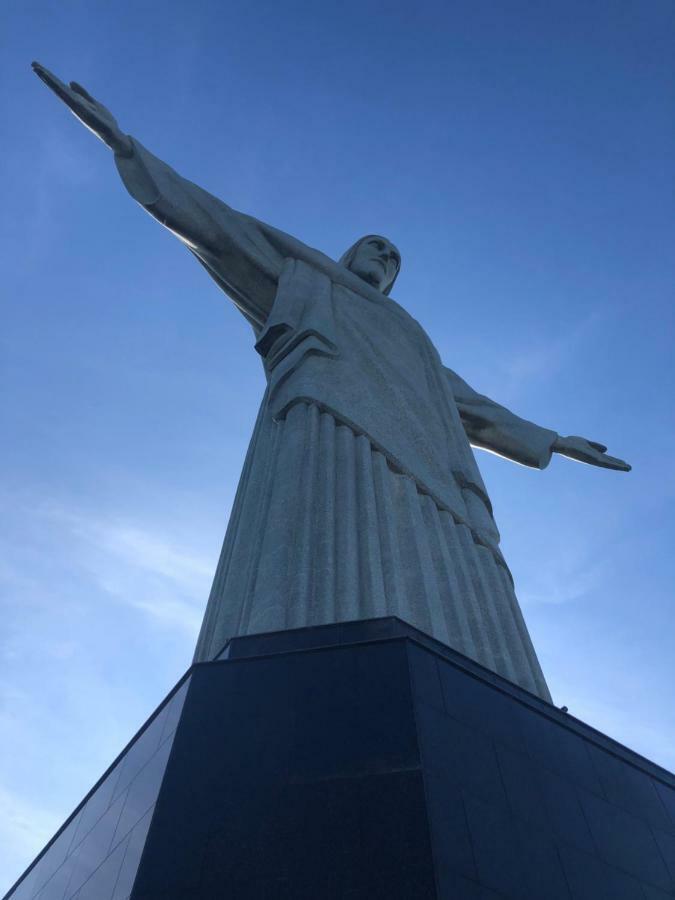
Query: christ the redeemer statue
xmin=33 ymin=63 xmax=630 ymax=702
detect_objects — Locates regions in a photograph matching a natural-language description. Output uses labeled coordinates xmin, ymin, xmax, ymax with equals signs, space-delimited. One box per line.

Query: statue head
xmin=339 ymin=235 xmax=401 ymax=295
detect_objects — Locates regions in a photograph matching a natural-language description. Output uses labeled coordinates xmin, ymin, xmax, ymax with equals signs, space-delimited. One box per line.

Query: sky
xmin=1 ymin=0 xmax=674 ymax=888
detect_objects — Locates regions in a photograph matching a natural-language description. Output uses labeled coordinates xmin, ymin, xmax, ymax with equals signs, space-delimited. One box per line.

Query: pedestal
xmin=5 ymin=619 xmax=675 ymax=899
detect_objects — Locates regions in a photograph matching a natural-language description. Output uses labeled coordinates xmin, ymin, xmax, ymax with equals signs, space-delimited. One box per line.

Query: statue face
xmin=348 ymin=236 xmax=400 ymax=293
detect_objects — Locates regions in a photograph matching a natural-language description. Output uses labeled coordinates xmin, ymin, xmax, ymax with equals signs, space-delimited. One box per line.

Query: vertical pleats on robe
xmin=195 ymin=400 xmax=551 ymax=702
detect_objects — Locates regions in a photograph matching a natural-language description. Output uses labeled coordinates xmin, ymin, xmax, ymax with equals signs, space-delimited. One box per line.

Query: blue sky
xmin=2 ymin=0 xmax=674 ymax=887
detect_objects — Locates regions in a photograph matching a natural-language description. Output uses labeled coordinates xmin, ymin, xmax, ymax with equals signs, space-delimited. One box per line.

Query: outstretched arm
xmin=113 ymin=137 xmax=283 ymax=328
xmin=31 ymin=62 xmax=282 ymax=330
xmin=446 ymin=367 xmax=630 ymax=472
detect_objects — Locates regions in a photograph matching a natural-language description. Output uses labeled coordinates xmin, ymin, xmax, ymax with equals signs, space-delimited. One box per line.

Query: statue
xmin=32 ymin=63 xmax=630 ymax=702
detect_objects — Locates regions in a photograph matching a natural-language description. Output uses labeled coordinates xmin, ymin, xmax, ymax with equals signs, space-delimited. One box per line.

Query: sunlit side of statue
xmin=32 ymin=63 xmax=630 ymax=702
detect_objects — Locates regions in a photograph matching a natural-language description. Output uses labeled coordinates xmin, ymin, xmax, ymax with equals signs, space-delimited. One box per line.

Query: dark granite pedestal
xmin=5 ymin=618 xmax=675 ymax=899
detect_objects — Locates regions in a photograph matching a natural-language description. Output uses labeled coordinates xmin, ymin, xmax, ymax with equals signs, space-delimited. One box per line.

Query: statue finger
xmin=70 ymin=81 xmax=97 ymax=103
xmin=32 ymin=62 xmax=68 ymax=94
xmin=600 ymin=454 xmax=631 ymax=471
xmin=32 ymin=62 xmax=78 ymax=106
xmin=588 ymin=440 xmax=608 ymax=453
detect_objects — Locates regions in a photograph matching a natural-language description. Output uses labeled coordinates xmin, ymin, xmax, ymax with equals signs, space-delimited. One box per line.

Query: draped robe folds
xmin=116 ymin=140 xmax=557 ymax=701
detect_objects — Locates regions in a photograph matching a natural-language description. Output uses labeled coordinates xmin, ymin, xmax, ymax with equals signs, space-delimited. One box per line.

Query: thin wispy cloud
xmin=70 ymin=517 xmax=213 ymax=590
xmin=0 ymin=486 xmax=215 ymax=884
xmin=2 ymin=122 xmax=99 ymax=267
xmin=486 ymin=313 xmax=603 ymax=405
xmin=3 ymin=493 xmax=212 ymax=636
xmin=0 ymin=786 xmax=62 ymax=876
xmin=518 ymin=553 xmax=609 ymax=608
xmin=443 ymin=313 xmax=605 ymax=419
xmin=502 ymin=314 xmax=601 ymax=393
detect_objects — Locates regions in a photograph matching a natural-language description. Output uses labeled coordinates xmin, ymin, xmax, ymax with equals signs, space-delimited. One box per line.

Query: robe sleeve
xmin=114 ymin=138 xmax=284 ymax=330
xmin=445 ymin=367 xmax=558 ymax=469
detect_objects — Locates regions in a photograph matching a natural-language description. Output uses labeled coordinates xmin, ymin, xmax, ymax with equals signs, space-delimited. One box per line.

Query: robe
xmin=116 ymin=140 xmax=557 ymax=701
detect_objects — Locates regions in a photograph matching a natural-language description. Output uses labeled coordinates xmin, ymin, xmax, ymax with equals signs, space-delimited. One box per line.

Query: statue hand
xmin=31 ymin=61 xmax=132 ymax=157
xmin=553 ymin=435 xmax=631 ymax=472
